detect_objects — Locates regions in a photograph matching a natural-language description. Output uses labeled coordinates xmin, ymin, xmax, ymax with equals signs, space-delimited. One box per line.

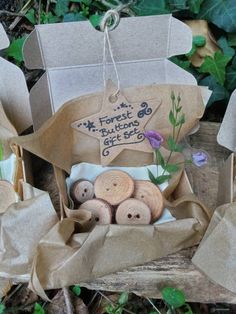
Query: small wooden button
xmin=79 ymin=199 xmax=112 ymax=224
xmin=133 ymin=180 xmax=164 ymax=221
xmin=71 ymin=180 xmax=94 ymax=203
xmin=0 ymin=180 xmax=16 ymax=213
xmin=115 ymin=198 xmax=151 ymax=225
xmin=94 ymin=170 xmax=134 ymax=206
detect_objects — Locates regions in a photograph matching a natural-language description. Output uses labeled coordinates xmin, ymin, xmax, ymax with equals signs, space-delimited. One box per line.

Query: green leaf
xmin=0 ymin=303 xmax=5 ymax=314
xmin=169 ymin=110 xmax=176 ymax=126
xmin=228 ymin=33 xmax=236 ymax=47
xmin=226 ymin=65 xmax=236 ymax=91
xmin=217 ymin=36 xmax=235 ymax=58
xmin=55 ymin=0 xmax=69 ymax=16
xmin=176 ymin=113 xmax=185 ymax=126
xmin=193 ymin=35 xmax=206 ymax=47
xmin=165 ymin=164 xmax=180 ymax=173
xmin=185 ymin=45 xmax=197 ymax=57
xmin=89 ymin=14 xmax=103 ymax=28
xmin=188 ymin=0 xmax=204 ymax=14
xmin=25 ymin=8 xmax=36 ymax=24
xmin=198 ymin=0 xmax=236 ymax=33
xmin=168 ymin=0 xmax=187 ymax=10
xmin=183 ymin=303 xmax=193 ymax=314
xmin=155 ymin=175 xmax=172 ymax=185
xmin=131 ymin=0 xmax=170 ymax=16
xmin=72 ymin=285 xmax=81 ymax=296
xmin=63 ymin=12 xmax=87 ymax=22
xmin=5 ymin=36 xmax=27 ymax=63
xmin=41 ymin=12 xmax=61 ymax=24
xmin=169 ymin=57 xmax=191 ymax=71
xmin=161 ymin=287 xmax=186 ymax=309
xmin=167 ymin=136 xmax=183 ymax=152
xmin=33 ymin=303 xmax=45 ymax=314
xmin=0 ymin=143 xmax=3 ymax=161
xmin=155 ymin=150 xmax=165 ymax=168
xmin=148 ymin=169 xmax=157 ymax=185
xmin=200 ymin=75 xmax=229 ymax=107
xmin=118 ymin=292 xmax=129 ymax=305
xmin=199 ymin=51 xmax=231 ymax=86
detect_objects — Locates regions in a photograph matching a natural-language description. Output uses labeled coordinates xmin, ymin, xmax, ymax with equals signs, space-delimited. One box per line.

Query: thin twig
xmin=3 ymin=284 xmax=23 ymax=304
xmin=46 ymin=0 xmax=50 ymax=15
xmin=87 ymin=291 xmax=98 ymax=307
xmin=38 ymin=0 xmax=42 ymax=24
xmin=146 ymin=297 xmax=162 ymax=314
xmin=0 ymin=10 xmax=24 ymax=17
xmin=63 ymin=287 xmax=74 ymax=314
xmin=9 ymin=0 xmax=34 ymax=31
xmin=98 ymin=291 xmax=136 ymax=314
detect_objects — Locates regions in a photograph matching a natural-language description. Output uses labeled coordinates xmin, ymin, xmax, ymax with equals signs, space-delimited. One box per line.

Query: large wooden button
xmin=115 ymin=198 xmax=151 ymax=225
xmin=70 ymin=180 xmax=94 ymax=204
xmin=0 ymin=180 xmax=16 ymax=213
xmin=94 ymin=170 xmax=134 ymax=206
xmin=133 ymin=180 xmax=164 ymax=221
xmin=79 ymin=199 xmax=112 ymax=224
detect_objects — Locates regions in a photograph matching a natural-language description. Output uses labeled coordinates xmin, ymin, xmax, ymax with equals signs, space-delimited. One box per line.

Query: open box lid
xmin=0 ymin=24 xmax=32 ymax=133
xmin=23 ymin=14 xmax=206 ymax=130
xmin=217 ymin=90 xmax=236 ymax=152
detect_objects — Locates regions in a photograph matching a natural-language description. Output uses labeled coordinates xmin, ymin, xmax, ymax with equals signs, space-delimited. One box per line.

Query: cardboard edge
xmin=169 ymin=17 xmax=192 ymax=57
xmin=29 ymin=73 xmax=52 ymax=130
xmin=0 ymin=24 xmax=10 ymax=50
xmin=217 ymin=153 xmax=234 ymax=206
xmin=23 ymin=29 xmax=44 ymax=70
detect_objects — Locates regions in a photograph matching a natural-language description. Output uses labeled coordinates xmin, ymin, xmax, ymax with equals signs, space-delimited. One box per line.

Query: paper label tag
xmin=71 ymin=81 xmax=161 ymax=165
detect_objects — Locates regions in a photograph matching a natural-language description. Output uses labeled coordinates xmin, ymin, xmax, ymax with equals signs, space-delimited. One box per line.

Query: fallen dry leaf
xmin=185 ymin=20 xmax=219 ymax=67
xmin=0 ymin=278 xmax=12 ymax=299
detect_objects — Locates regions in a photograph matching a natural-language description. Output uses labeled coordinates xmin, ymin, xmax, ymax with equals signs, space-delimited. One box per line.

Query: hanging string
xmin=102 ymin=11 xmax=121 ymax=100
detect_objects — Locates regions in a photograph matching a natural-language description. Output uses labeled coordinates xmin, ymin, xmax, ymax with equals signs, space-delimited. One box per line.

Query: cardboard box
xmin=0 ymin=24 xmax=32 ymax=133
xmin=23 ymin=14 xmax=211 ymax=130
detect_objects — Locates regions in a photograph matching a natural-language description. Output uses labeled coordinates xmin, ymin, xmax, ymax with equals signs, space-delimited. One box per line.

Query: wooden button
xmin=79 ymin=199 xmax=112 ymax=224
xmin=0 ymin=180 xmax=16 ymax=213
xmin=133 ymin=180 xmax=164 ymax=221
xmin=71 ymin=180 xmax=94 ymax=204
xmin=94 ymin=170 xmax=134 ymax=206
xmin=115 ymin=198 xmax=151 ymax=225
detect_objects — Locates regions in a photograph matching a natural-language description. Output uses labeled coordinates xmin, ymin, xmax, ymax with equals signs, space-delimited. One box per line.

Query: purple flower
xmin=191 ymin=151 xmax=208 ymax=167
xmin=144 ymin=130 xmax=164 ymax=150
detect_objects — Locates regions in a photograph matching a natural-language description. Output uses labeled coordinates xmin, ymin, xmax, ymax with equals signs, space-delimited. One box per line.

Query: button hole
xmin=106 ymin=188 xmax=110 ymax=191
xmin=136 ymin=214 xmax=140 ymax=219
xmin=113 ymin=183 xmax=117 ymax=187
xmin=95 ymin=217 xmax=100 ymax=222
xmin=84 ymin=188 xmax=87 ymax=193
xmin=128 ymin=213 xmax=132 ymax=218
xmin=141 ymin=195 xmax=144 ymax=198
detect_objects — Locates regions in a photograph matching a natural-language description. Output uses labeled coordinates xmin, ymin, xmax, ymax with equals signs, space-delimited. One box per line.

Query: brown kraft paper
xmin=12 ymin=84 xmax=211 ymax=298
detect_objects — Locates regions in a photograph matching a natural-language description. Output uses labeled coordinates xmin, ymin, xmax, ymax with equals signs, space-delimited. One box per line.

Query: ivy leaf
xmin=169 ymin=57 xmax=191 ymax=71
xmin=5 ymin=36 xmax=27 ymax=63
xmin=72 ymin=285 xmax=81 ymax=296
xmin=131 ymin=0 xmax=170 ymax=16
xmin=187 ymin=0 xmax=204 ymax=14
xmin=155 ymin=175 xmax=172 ymax=185
xmin=118 ymin=292 xmax=129 ymax=305
xmin=226 ymin=65 xmax=236 ymax=91
xmin=33 ymin=303 xmax=45 ymax=314
xmin=165 ymin=164 xmax=180 ymax=173
xmin=55 ymin=0 xmax=69 ymax=16
xmin=199 ymin=51 xmax=231 ymax=86
xmin=0 ymin=303 xmax=5 ymax=314
xmin=200 ymin=75 xmax=229 ymax=107
xmin=168 ymin=0 xmax=187 ymax=11
xmin=228 ymin=33 xmax=236 ymax=47
xmin=63 ymin=12 xmax=87 ymax=22
xmin=198 ymin=0 xmax=236 ymax=33
xmin=217 ymin=37 xmax=235 ymax=58
xmin=25 ymin=8 xmax=36 ymax=24
xmin=161 ymin=287 xmax=186 ymax=309
xmin=155 ymin=150 xmax=165 ymax=168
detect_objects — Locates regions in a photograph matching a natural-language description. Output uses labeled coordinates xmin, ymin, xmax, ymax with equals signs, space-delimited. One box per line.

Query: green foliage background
xmin=5 ymin=0 xmax=236 ymax=110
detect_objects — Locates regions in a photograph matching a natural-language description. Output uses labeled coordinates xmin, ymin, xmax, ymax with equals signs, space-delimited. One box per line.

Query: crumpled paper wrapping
xmin=11 ymin=84 xmax=211 ymax=298
xmin=0 ymin=181 xmax=59 ymax=281
xmin=193 ymin=203 xmax=236 ymax=294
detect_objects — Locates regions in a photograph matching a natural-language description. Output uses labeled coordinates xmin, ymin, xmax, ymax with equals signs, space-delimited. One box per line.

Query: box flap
xmin=217 ymin=90 xmax=236 ymax=152
xmin=217 ymin=153 xmax=234 ymax=206
xmin=0 ymin=24 xmax=32 ymax=133
xmin=24 ymin=14 xmax=192 ymax=70
xmin=0 ymin=24 xmax=9 ymax=50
